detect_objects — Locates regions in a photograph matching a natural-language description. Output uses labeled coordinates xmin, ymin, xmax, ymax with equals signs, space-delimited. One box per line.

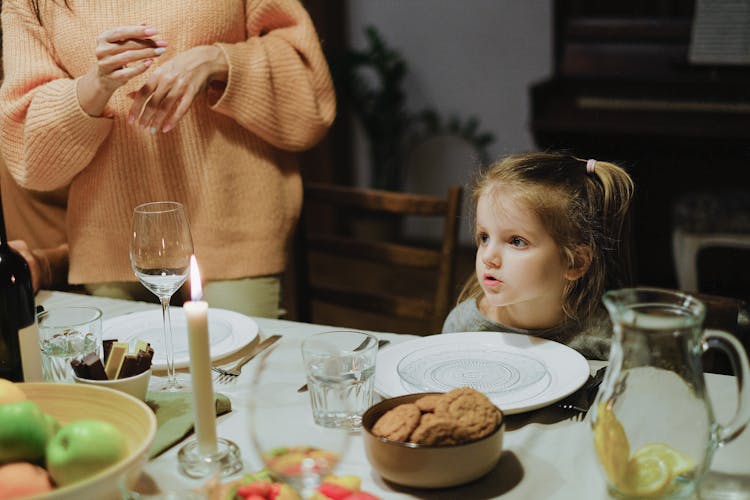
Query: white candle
xmin=184 ymin=255 xmax=218 ymax=455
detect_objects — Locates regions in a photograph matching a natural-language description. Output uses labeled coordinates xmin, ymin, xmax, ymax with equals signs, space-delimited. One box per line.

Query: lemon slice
xmin=632 ymin=442 xmax=695 ymax=478
xmin=622 ymin=454 xmax=671 ymax=498
xmin=593 ymin=402 xmax=630 ymax=487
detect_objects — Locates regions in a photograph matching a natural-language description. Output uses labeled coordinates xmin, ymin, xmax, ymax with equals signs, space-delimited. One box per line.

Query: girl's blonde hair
xmin=459 ymin=151 xmax=635 ymax=321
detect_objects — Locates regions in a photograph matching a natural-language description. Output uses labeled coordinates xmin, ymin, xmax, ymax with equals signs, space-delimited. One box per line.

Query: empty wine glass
xmin=130 ymin=201 xmax=193 ymax=391
xmin=249 ymin=340 xmax=350 ymax=498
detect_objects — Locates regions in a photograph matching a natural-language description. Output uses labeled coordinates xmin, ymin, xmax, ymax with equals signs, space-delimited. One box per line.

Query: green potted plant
xmin=335 ymin=26 xmax=494 ymax=192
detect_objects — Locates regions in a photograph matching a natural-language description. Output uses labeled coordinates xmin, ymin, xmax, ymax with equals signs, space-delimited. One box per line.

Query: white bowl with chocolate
xmin=73 ymin=368 xmax=151 ymax=402
xmin=362 ymin=388 xmax=504 ymax=488
xmin=71 ymin=339 xmax=153 ymax=401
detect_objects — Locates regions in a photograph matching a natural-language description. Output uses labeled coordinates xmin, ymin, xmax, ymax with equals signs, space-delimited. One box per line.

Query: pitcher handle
xmin=703 ymin=330 xmax=750 ymax=445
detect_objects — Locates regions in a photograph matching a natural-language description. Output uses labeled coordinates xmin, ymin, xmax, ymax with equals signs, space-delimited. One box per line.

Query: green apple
xmin=44 ymin=412 xmax=61 ymax=437
xmin=0 ymin=400 xmax=53 ymax=464
xmin=46 ymin=419 xmax=127 ymax=487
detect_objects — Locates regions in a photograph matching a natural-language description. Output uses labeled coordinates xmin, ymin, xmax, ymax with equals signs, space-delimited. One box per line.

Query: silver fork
xmin=212 ymin=335 xmax=282 ymax=384
xmin=561 ymin=404 xmax=587 ymax=421
xmin=557 ymin=366 xmax=607 ymax=420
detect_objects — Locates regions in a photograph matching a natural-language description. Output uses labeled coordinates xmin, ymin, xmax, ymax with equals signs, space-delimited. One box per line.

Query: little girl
xmin=443 ymin=152 xmax=635 ymax=360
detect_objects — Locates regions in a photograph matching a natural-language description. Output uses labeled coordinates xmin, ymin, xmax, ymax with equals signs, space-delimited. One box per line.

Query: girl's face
xmin=474 ymin=188 xmax=570 ymax=329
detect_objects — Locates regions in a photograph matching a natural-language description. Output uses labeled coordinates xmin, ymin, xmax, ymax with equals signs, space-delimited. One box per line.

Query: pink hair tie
xmin=586 ymin=159 xmax=597 ymax=174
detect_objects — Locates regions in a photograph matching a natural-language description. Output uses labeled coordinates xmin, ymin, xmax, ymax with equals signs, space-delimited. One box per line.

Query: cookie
xmin=409 ymin=413 xmax=458 ymax=445
xmin=434 ymin=387 xmax=498 ymax=441
xmin=414 ymin=394 xmax=441 ymax=412
xmin=372 ymin=403 xmax=422 ymax=442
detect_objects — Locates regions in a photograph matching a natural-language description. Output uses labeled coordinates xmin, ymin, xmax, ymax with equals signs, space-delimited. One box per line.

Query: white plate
xmin=103 ymin=308 xmax=258 ymax=370
xmin=375 ymin=332 xmax=590 ymax=415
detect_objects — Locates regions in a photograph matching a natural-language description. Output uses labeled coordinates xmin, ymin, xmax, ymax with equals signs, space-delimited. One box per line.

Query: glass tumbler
xmin=37 ymin=306 xmax=103 ymax=383
xmin=301 ymin=330 xmax=379 ymax=430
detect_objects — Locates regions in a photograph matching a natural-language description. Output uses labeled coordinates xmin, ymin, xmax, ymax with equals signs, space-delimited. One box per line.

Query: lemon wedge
xmin=593 ymin=402 xmax=630 ymax=487
xmin=622 ymin=453 xmax=671 ymax=498
xmin=632 ymin=442 xmax=695 ymax=477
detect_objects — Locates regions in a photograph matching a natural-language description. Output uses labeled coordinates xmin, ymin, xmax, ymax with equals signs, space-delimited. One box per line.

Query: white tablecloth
xmin=37 ymin=291 xmax=750 ymax=499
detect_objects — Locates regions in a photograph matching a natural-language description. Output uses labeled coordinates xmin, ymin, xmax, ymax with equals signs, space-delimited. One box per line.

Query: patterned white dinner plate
xmin=103 ymin=308 xmax=258 ymax=370
xmin=375 ymin=332 xmax=589 ymax=414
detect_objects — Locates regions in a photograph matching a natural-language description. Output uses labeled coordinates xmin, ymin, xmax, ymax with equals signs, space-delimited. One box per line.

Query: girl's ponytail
xmin=586 ymin=160 xmax=635 ymax=290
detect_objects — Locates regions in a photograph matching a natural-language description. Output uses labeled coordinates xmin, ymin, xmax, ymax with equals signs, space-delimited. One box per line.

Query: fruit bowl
xmin=16 ymin=382 xmax=157 ymax=499
xmin=361 ymin=392 xmax=504 ymax=489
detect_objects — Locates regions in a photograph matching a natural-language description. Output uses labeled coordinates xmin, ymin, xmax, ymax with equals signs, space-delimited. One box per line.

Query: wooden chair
xmin=293 ymin=182 xmax=463 ymax=335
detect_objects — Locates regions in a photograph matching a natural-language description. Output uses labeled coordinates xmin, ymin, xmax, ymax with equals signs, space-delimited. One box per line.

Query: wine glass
xmin=130 ymin=201 xmax=193 ymax=391
xmin=248 ymin=340 xmax=350 ymax=498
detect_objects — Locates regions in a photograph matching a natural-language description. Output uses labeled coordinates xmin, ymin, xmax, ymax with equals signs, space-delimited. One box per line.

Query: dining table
xmin=37 ymin=290 xmax=750 ymax=500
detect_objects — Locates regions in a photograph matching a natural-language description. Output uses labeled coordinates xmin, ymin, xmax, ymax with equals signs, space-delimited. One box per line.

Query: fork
xmin=562 ymin=405 xmax=587 ymax=422
xmin=212 ymin=334 xmax=282 ymax=384
xmin=558 ymin=366 xmax=607 ymax=420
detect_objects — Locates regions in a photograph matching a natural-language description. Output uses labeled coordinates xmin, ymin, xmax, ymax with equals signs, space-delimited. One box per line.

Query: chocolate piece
xmin=104 ymin=341 xmax=129 ymax=380
xmin=135 ymin=351 xmax=148 ymax=374
xmin=103 ymin=339 xmax=117 ymax=364
xmin=118 ymin=355 xmax=140 ymax=379
xmin=82 ymin=352 xmax=107 ymax=380
xmin=70 ymin=358 xmax=89 ymax=379
xmin=135 ymin=339 xmax=150 ymax=354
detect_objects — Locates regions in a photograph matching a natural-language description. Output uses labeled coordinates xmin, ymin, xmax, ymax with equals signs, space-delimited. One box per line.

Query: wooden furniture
xmin=672 ymin=190 xmax=750 ymax=296
xmin=693 ymin=292 xmax=750 ymax=375
xmin=294 ymin=182 xmax=462 ymax=335
xmin=530 ymin=1 xmax=750 ymax=296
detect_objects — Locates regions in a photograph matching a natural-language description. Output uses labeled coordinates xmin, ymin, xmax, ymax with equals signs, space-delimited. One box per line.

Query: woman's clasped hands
xmin=78 ymin=24 xmax=167 ymax=117
xmin=128 ymin=44 xmax=228 ymax=134
xmin=78 ymin=24 xmax=228 ymax=134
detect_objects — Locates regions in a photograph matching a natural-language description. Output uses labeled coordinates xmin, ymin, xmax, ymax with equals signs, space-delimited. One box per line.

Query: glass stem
xmin=161 ymin=295 xmax=178 ymax=390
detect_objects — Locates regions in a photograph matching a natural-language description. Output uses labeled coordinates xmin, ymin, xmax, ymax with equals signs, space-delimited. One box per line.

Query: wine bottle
xmin=0 ymin=190 xmax=43 ymax=381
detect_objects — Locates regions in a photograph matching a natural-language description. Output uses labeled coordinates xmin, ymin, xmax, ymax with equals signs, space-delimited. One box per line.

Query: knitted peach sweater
xmin=0 ymin=0 xmax=335 ymax=284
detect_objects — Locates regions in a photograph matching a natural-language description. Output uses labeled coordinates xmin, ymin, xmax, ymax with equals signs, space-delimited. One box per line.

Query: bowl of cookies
xmin=361 ymin=387 xmax=504 ymax=488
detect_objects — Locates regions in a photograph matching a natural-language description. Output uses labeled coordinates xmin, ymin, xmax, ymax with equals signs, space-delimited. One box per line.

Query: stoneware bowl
xmin=362 ymin=392 xmax=504 ymax=489
xmin=73 ymin=367 xmax=152 ymax=402
xmin=18 ymin=382 xmax=157 ymax=500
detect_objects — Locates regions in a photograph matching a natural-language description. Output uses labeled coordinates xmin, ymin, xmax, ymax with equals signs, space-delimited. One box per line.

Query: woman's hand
xmin=77 ymin=25 xmax=168 ymax=117
xmin=128 ymin=45 xmax=228 ymax=133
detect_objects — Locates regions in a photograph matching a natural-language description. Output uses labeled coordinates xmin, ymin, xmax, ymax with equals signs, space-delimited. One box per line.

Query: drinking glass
xmin=37 ymin=306 xmax=102 ymax=383
xmin=249 ymin=340 xmax=350 ymax=498
xmin=118 ymin=465 xmax=220 ymax=499
xmin=301 ymin=330 xmax=378 ymax=430
xmin=130 ymin=201 xmax=193 ymax=391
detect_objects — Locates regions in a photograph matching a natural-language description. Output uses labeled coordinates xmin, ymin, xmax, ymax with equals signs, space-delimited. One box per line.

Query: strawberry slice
xmin=317 ymin=482 xmax=353 ymax=500
xmin=237 ymin=481 xmax=273 ymax=498
xmin=343 ymin=493 xmax=381 ymax=500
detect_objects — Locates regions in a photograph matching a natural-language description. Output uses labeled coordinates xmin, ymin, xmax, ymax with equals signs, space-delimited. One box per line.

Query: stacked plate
xmin=374 ymin=332 xmax=590 ymax=414
xmin=103 ymin=308 xmax=259 ymax=370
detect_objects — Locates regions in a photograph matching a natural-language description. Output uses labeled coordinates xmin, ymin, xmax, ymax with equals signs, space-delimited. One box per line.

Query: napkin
xmin=146 ymin=391 xmax=232 ymax=458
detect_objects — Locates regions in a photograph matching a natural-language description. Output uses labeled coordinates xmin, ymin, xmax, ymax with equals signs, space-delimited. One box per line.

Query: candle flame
xmin=190 ymin=255 xmax=203 ymax=301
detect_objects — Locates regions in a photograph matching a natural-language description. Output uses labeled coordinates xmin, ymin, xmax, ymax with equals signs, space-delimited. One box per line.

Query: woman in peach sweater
xmin=0 ymin=0 xmax=335 ymax=316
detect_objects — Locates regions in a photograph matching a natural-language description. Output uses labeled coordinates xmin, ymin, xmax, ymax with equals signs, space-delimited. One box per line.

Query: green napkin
xmin=146 ymin=391 xmax=232 ymax=458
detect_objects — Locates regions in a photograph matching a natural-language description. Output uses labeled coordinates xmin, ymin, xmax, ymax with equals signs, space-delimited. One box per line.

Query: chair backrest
xmin=293 ymin=182 xmax=463 ymax=335
xmin=692 ymin=292 xmax=750 ymax=374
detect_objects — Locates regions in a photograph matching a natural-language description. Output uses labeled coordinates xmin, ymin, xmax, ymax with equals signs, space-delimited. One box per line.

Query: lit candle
xmin=183 ymin=255 xmax=218 ymax=455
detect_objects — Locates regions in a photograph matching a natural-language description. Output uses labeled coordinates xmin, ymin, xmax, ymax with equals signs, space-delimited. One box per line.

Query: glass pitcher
xmin=592 ymin=287 xmax=750 ymax=499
